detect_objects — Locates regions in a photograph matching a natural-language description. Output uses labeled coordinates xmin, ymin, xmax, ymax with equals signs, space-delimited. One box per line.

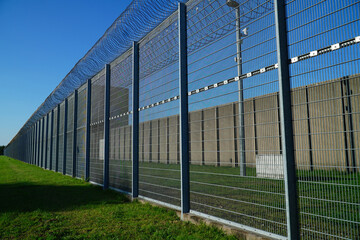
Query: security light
xmin=226 ymin=0 xmax=239 ymax=8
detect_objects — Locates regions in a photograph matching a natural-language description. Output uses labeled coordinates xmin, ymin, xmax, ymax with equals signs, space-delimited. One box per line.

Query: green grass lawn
xmin=108 ymin=160 xmax=360 ymax=238
xmin=0 ymin=156 xmax=237 ymax=240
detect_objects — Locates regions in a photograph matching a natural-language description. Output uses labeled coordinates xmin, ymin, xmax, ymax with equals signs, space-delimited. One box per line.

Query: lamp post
xmin=226 ymin=0 xmax=246 ymax=176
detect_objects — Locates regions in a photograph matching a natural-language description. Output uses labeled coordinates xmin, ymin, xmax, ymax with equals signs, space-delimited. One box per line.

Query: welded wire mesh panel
xmin=30 ymin=126 xmax=34 ymax=163
xmin=138 ymin=11 xmax=181 ymax=207
xmin=28 ymin=128 xmax=31 ymax=163
xmin=186 ymin=0 xmax=286 ymax=236
xmin=21 ymin=132 xmax=25 ymax=162
xmin=40 ymin=119 xmax=44 ymax=167
xmin=32 ymin=126 xmax=36 ymax=164
xmin=33 ymin=123 xmax=37 ymax=164
xmin=31 ymin=127 xmax=34 ymax=163
xmin=28 ymin=130 xmax=32 ymax=163
xmin=21 ymin=132 xmax=26 ymax=162
xmin=58 ymin=102 xmax=65 ymax=173
xmin=34 ymin=122 xmax=38 ymax=165
xmin=76 ymin=84 xmax=87 ymax=178
xmin=34 ymin=126 xmax=37 ymax=164
xmin=26 ymin=130 xmax=29 ymax=162
xmin=52 ymin=107 xmax=58 ymax=170
xmin=22 ymin=133 xmax=26 ymax=162
xmin=7 ymin=135 xmax=19 ymax=161
xmin=26 ymin=129 xmax=30 ymax=162
xmin=23 ymin=133 xmax=26 ymax=162
xmin=32 ymin=127 xmax=36 ymax=163
xmin=66 ymin=94 xmax=74 ymax=175
xmin=22 ymin=132 xmax=26 ymax=162
xmin=29 ymin=130 xmax=32 ymax=163
xmin=286 ymin=0 xmax=360 ymax=239
xmin=20 ymin=135 xmax=23 ymax=160
xmin=27 ymin=130 xmax=30 ymax=163
xmin=36 ymin=122 xmax=39 ymax=165
xmin=24 ymin=131 xmax=28 ymax=163
xmin=16 ymin=136 xmax=21 ymax=161
xmin=23 ymin=131 xmax=29 ymax=162
xmin=38 ymin=118 xmax=43 ymax=166
xmin=46 ymin=112 xmax=52 ymax=169
xmin=38 ymin=119 xmax=42 ymax=165
xmin=25 ymin=131 xmax=29 ymax=163
xmin=42 ymin=117 xmax=47 ymax=168
xmin=43 ymin=116 xmax=46 ymax=167
xmin=24 ymin=133 xmax=28 ymax=162
xmin=35 ymin=122 xmax=39 ymax=165
xmin=109 ymin=50 xmax=133 ymax=192
xmin=89 ymin=72 xmax=105 ymax=185
xmin=30 ymin=128 xmax=34 ymax=163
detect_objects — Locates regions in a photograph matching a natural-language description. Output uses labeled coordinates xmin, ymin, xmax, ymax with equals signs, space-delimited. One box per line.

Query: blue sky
xmin=1 ymin=0 xmax=359 ymax=145
xmin=0 ymin=0 xmax=132 ymax=145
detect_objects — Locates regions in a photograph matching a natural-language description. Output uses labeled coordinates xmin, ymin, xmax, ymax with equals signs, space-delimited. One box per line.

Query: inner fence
xmin=4 ymin=0 xmax=360 ymax=239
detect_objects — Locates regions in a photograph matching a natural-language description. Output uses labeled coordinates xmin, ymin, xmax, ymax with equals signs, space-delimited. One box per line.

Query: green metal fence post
xmin=274 ymin=0 xmax=300 ymax=239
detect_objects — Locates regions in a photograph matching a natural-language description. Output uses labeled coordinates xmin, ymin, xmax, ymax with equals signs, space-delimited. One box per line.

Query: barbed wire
xmin=12 ymin=0 xmax=272 ymax=143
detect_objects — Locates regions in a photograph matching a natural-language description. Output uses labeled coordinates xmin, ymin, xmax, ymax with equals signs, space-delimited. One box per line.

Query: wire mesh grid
xmin=109 ymin=50 xmax=133 ymax=192
xmin=24 ymin=131 xmax=27 ymax=163
xmin=66 ymin=94 xmax=74 ymax=176
xmin=52 ymin=107 xmax=58 ymax=171
xmin=186 ymin=0 xmax=287 ymax=236
xmin=58 ymin=101 xmax=65 ymax=173
xmin=29 ymin=127 xmax=32 ymax=164
xmin=35 ymin=119 xmax=39 ymax=167
xmin=89 ymin=72 xmax=106 ymax=184
xmin=286 ymin=0 xmax=360 ymax=238
xmin=23 ymin=132 xmax=26 ymax=163
xmin=39 ymin=119 xmax=43 ymax=167
xmin=30 ymin=129 xmax=33 ymax=164
xmin=38 ymin=120 xmax=42 ymax=167
xmin=26 ymin=129 xmax=30 ymax=164
xmin=34 ymin=121 xmax=39 ymax=165
xmin=46 ymin=112 xmax=52 ymax=169
xmin=137 ymin=10 xmax=181 ymax=207
xmin=28 ymin=129 xmax=32 ymax=164
xmin=21 ymin=131 xmax=27 ymax=163
xmin=33 ymin=126 xmax=36 ymax=164
xmin=27 ymin=128 xmax=31 ymax=164
xmin=34 ymin=125 xmax=37 ymax=165
xmin=41 ymin=117 xmax=46 ymax=168
xmin=25 ymin=129 xmax=30 ymax=164
xmin=36 ymin=119 xmax=41 ymax=166
xmin=76 ymin=85 xmax=87 ymax=178
xmin=29 ymin=129 xmax=32 ymax=164
xmin=43 ymin=115 xmax=47 ymax=168
xmin=37 ymin=119 xmax=41 ymax=166
xmin=36 ymin=123 xmax=39 ymax=165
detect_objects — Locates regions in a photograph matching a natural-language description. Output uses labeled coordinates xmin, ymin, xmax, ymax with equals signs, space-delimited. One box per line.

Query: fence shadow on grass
xmin=0 ymin=183 xmax=129 ymax=213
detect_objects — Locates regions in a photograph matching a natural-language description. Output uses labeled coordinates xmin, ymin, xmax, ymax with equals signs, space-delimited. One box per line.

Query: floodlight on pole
xmin=226 ymin=0 xmax=240 ymax=8
xmin=227 ymin=0 xmax=246 ymax=176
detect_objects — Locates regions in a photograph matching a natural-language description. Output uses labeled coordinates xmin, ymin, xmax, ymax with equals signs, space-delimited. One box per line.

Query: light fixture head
xmin=226 ymin=0 xmax=239 ymax=8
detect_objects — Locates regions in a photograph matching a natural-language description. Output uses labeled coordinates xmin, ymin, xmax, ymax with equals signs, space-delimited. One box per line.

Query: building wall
xmin=126 ymin=76 xmax=359 ymax=171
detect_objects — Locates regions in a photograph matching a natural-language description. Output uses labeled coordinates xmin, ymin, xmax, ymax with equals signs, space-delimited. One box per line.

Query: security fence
xmin=4 ymin=0 xmax=360 ymax=239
